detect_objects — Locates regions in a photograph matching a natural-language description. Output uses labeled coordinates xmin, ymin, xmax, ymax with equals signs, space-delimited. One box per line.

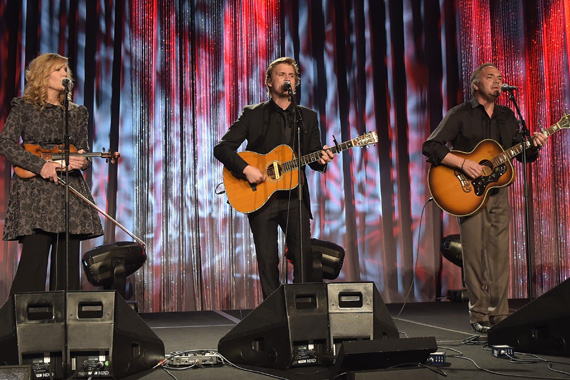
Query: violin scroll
xmin=101 ymin=147 xmax=120 ymax=164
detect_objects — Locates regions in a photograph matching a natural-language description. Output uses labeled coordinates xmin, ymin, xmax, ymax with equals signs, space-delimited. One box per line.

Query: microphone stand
xmin=506 ymin=89 xmax=534 ymax=301
xmin=287 ymin=86 xmax=306 ymax=283
xmin=62 ymin=83 xmax=71 ymax=292
xmin=61 ymin=81 xmax=71 ymax=380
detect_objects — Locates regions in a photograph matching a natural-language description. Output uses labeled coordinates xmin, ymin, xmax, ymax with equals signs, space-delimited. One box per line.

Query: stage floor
xmin=118 ymin=299 xmax=570 ymax=380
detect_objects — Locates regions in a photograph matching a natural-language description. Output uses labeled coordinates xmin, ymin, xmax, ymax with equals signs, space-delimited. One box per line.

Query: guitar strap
xmin=262 ymin=102 xmax=271 ymax=143
xmin=496 ymin=109 xmax=510 ymax=149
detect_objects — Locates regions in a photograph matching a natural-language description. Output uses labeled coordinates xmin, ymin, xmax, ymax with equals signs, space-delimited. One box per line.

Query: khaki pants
xmin=458 ymin=187 xmax=510 ymax=324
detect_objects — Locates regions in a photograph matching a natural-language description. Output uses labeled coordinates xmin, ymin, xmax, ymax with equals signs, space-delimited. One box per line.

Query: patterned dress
xmin=0 ymin=97 xmax=104 ymax=241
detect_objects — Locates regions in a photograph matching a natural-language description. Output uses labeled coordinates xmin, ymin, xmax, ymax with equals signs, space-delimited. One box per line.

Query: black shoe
xmin=471 ymin=321 xmax=492 ymax=333
xmin=489 ymin=317 xmax=505 ymax=326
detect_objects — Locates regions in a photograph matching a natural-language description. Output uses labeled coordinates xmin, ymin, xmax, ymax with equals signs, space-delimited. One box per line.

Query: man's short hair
xmin=265 ymin=57 xmax=301 ymax=97
xmin=470 ymin=63 xmax=497 ymax=96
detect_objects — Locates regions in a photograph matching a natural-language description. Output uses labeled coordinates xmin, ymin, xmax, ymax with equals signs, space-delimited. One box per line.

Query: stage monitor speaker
xmin=218 ymin=283 xmax=330 ymax=369
xmin=488 ymin=278 xmax=570 ymax=356
xmin=328 ymin=337 xmax=438 ymax=380
xmin=328 ymin=282 xmax=398 ymax=355
xmin=218 ymin=282 xmax=398 ymax=369
xmin=0 ymin=365 xmax=38 ymax=379
xmin=0 ymin=298 xmax=18 ymax=365
xmin=66 ymin=291 xmax=165 ymax=378
xmin=0 ymin=292 xmax=66 ymax=379
xmin=310 ymin=238 xmax=345 ymax=280
xmin=0 ymin=291 xmax=165 ymax=379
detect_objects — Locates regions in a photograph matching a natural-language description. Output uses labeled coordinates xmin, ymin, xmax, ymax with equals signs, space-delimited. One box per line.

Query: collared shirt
xmin=269 ymin=99 xmax=295 ymax=147
xmin=422 ymin=97 xmax=521 ymax=166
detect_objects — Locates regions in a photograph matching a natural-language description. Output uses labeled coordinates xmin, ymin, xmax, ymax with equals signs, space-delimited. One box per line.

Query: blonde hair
xmin=265 ymin=57 xmax=301 ymax=97
xmin=23 ymin=53 xmax=73 ymax=107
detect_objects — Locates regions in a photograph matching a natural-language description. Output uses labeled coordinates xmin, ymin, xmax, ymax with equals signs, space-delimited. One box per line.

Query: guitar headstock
xmin=558 ymin=113 xmax=570 ymax=129
xmin=353 ymin=131 xmax=379 ymax=147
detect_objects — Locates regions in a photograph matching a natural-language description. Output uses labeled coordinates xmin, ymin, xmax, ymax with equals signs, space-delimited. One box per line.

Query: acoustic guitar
xmin=14 ymin=143 xmax=120 ymax=179
xmin=222 ymin=132 xmax=378 ymax=213
xmin=427 ymin=114 xmax=569 ymax=217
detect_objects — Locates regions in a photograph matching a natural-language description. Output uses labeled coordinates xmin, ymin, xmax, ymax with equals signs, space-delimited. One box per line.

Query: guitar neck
xmin=493 ymin=119 xmax=565 ymax=164
xmin=283 ymin=139 xmax=355 ymax=172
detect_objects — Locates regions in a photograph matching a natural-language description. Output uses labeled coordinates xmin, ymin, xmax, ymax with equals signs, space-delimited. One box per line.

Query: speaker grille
xmin=0 ymin=365 xmax=37 ymax=380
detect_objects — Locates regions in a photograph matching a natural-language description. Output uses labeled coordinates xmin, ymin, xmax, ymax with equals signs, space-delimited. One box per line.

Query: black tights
xmin=9 ymin=232 xmax=81 ymax=295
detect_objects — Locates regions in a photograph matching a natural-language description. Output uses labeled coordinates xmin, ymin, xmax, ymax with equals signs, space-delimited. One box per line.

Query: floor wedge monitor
xmin=0 ymin=292 xmax=66 ymax=379
xmin=218 ymin=283 xmax=330 ymax=369
xmin=0 ymin=291 xmax=165 ymax=379
xmin=218 ymin=282 xmax=399 ymax=369
xmin=65 ymin=291 xmax=165 ymax=378
xmin=488 ymin=278 xmax=570 ymax=356
xmin=328 ymin=282 xmax=398 ymax=355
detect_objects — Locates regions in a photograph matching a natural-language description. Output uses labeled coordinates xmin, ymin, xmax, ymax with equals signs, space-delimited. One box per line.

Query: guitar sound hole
xmin=472 ymin=161 xmax=507 ymax=196
xmin=266 ymin=162 xmax=283 ymax=180
xmin=479 ymin=160 xmax=493 ymax=176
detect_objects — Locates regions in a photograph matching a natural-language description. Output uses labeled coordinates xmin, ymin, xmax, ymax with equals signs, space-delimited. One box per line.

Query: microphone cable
xmin=394 ymin=197 xmax=434 ymax=320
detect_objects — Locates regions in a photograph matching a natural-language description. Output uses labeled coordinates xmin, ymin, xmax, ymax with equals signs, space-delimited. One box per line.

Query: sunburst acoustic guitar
xmin=427 ymin=114 xmax=569 ymax=217
xmin=222 ymin=132 xmax=378 ymax=214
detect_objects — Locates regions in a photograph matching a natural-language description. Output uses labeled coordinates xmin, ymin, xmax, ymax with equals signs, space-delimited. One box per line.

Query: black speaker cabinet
xmin=0 ymin=292 xmax=66 ymax=379
xmin=0 ymin=365 xmax=38 ymax=379
xmin=218 ymin=283 xmax=330 ymax=369
xmin=328 ymin=282 xmax=398 ymax=355
xmin=0 ymin=291 xmax=165 ymax=379
xmin=488 ymin=278 xmax=570 ymax=356
xmin=310 ymin=238 xmax=345 ymax=280
xmin=328 ymin=337 xmax=438 ymax=379
xmin=66 ymin=291 xmax=165 ymax=378
xmin=218 ymin=282 xmax=398 ymax=369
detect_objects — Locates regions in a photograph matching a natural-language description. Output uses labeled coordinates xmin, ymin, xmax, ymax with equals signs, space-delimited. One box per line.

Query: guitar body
xmin=223 ymin=145 xmax=299 ymax=214
xmin=427 ymin=139 xmax=515 ymax=217
xmin=221 ymin=132 xmax=379 ymax=214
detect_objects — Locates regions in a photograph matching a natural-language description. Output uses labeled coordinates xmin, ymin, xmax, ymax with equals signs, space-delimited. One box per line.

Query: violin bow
xmin=58 ymin=177 xmax=146 ymax=248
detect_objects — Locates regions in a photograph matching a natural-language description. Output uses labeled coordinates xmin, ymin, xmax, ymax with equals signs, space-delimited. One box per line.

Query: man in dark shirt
xmin=422 ymin=63 xmax=547 ymax=333
xmin=214 ymin=57 xmax=334 ymax=298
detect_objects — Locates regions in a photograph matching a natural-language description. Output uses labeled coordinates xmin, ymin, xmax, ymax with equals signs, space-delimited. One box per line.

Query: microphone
xmin=501 ymin=83 xmax=517 ymax=92
xmin=61 ymin=78 xmax=73 ymax=91
xmin=282 ymin=80 xmax=292 ymax=92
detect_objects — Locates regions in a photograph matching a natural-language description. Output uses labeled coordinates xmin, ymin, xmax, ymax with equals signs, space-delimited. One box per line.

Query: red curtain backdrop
xmin=0 ymin=0 xmax=569 ymax=312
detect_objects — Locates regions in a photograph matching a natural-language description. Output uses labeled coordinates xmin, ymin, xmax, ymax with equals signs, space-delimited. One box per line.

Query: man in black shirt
xmin=214 ymin=57 xmax=334 ymax=298
xmin=422 ymin=63 xmax=547 ymax=333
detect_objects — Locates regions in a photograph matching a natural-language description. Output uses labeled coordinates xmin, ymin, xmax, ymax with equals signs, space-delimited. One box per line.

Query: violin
xmin=14 ymin=144 xmax=143 ymax=246
xmin=14 ymin=143 xmax=120 ymax=179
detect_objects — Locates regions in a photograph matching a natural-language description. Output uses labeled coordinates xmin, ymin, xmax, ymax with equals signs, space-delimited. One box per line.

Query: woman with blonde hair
xmin=0 ymin=53 xmax=103 ymax=294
